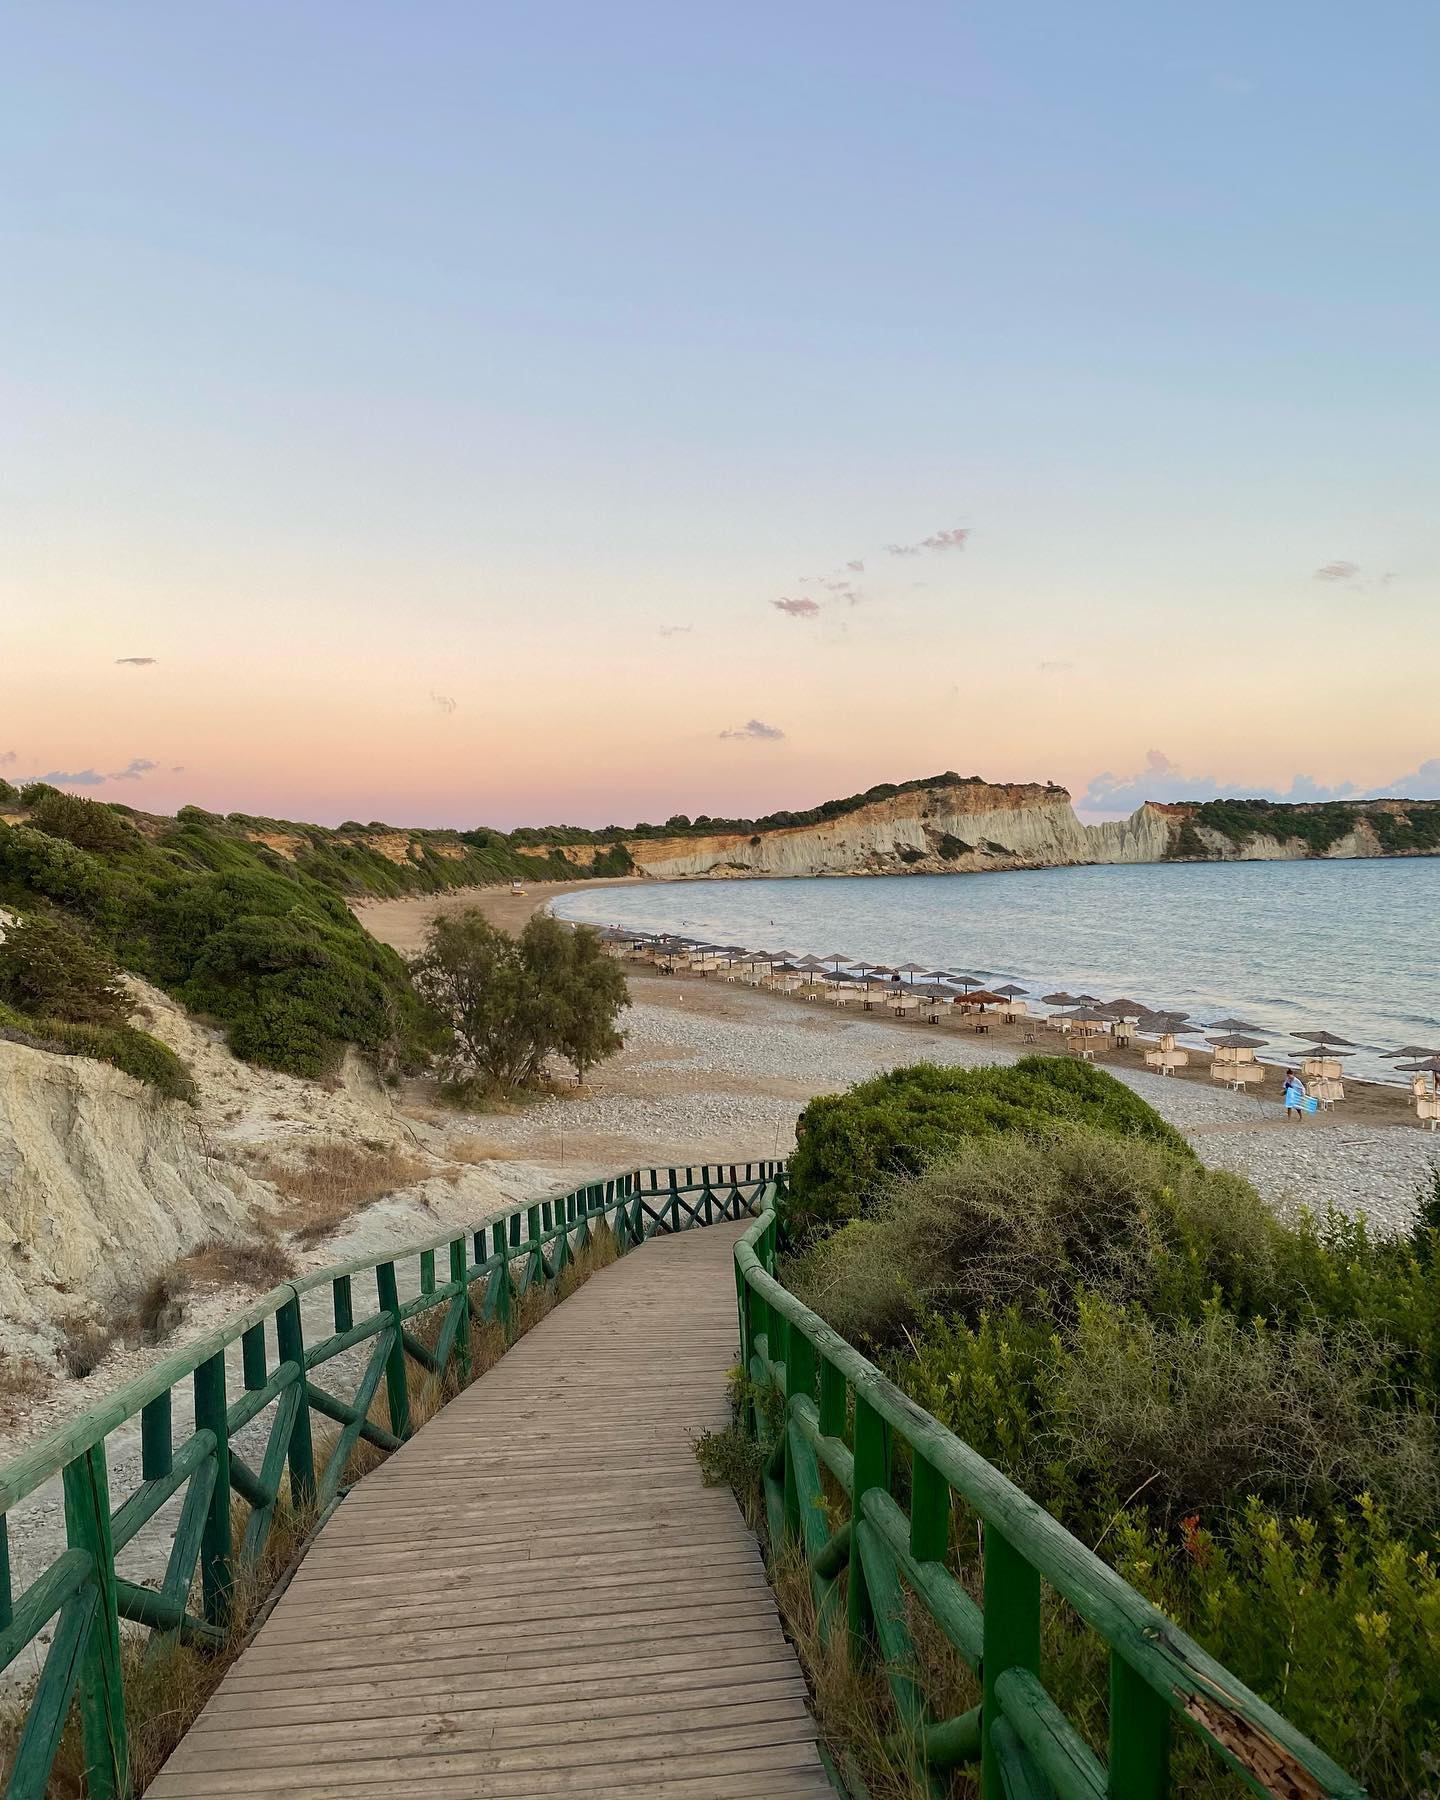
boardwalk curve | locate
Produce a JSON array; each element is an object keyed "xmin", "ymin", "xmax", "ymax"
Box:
[{"xmin": 148, "ymin": 1221, "xmax": 831, "ymax": 1799}]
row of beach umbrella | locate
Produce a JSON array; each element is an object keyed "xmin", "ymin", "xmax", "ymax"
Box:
[{"xmin": 594, "ymin": 926, "xmax": 1434, "ymax": 1081}]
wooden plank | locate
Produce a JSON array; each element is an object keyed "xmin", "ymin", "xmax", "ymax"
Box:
[{"xmin": 151, "ymin": 1223, "xmax": 829, "ymax": 1798}]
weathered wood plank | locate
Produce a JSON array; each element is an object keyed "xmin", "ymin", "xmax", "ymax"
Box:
[{"xmin": 151, "ymin": 1223, "xmax": 829, "ymax": 1797}]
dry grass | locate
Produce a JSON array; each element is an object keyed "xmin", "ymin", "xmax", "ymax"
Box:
[
  {"xmin": 446, "ymin": 1135, "xmax": 523, "ymax": 1164},
  {"xmin": 53, "ymin": 1234, "xmax": 298, "ymax": 1382},
  {"xmin": 0, "ymin": 1355, "xmax": 46, "ymax": 1427},
  {"xmin": 699, "ymin": 1413, "xmax": 979, "ymax": 1799},
  {"xmin": 256, "ymin": 1142, "xmax": 430, "ymax": 1244},
  {"xmin": 1, "ymin": 1216, "xmax": 623, "ymax": 1796}
]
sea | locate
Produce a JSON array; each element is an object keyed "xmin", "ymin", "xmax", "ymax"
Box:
[{"xmin": 552, "ymin": 858, "xmax": 1440, "ymax": 1085}]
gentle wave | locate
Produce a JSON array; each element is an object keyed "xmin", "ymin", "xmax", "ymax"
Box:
[{"xmin": 554, "ymin": 859, "xmax": 1440, "ymax": 1084}]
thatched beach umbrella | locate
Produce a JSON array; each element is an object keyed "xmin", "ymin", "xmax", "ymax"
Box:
[
  {"xmin": 1207, "ymin": 1016, "xmax": 1264, "ymax": 1033},
  {"xmin": 1292, "ymin": 1030, "xmax": 1357, "ymax": 1051},
  {"xmin": 818, "ymin": 951, "xmax": 853, "ymax": 971},
  {"xmin": 1041, "ymin": 991, "xmax": 1076, "ymax": 1006},
  {"xmin": 894, "ymin": 962, "xmax": 930, "ymax": 985},
  {"xmin": 1397, "ymin": 1054, "xmax": 1440, "ymax": 1081},
  {"xmin": 1208, "ymin": 1033, "xmax": 1268, "ymax": 1051},
  {"xmin": 993, "ymin": 983, "xmax": 1029, "ymax": 1000},
  {"xmin": 1386, "ymin": 1045, "xmax": 1440, "ymax": 1060}
]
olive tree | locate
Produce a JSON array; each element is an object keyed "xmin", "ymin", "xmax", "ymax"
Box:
[{"xmin": 411, "ymin": 909, "xmax": 627, "ymax": 1092}]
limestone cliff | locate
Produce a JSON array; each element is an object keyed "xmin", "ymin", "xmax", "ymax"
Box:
[{"xmin": 611, "ymin": 782, "xmax": 1440, "ymax": 880}]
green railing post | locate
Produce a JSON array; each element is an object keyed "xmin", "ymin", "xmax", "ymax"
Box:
[
  {"xmin": 783, "ymin": 1321, "xmax": 815, "ymax": 1543},
  {"xmin": 140, "ymin": 1390, "xmax": 172, "ymax": 1480},
  {"xmin": 493, "ymin": 1226, "xmax": 513, "ymax": 1335},
  {"xmin": 276, "ymin": 1294, "xmax": 316, "ymax": 1507},
  {"xmin": 450, "ymin": 1236, "xmax": 472, "ymax": 1384},
  {"xmin": 981, "ymin": 1526, "xmax": 1041, "ymax": 1800},
  {"xmin": 1109, "ymin": 1653, "xmax": 1171, "ymax": 1799},
  {"xmin": 527, "ymin": 1205, "xmax": 543, "ymax": 1287},
  {"xmin": 375, "ymin": 1261, "xmax": 411, "ymax": 1441},
  {"xmin": 910, "ymin": 1452, "xmax": 949, "ymax": 1565},
  {"xmin": 193, "ymin": 1351, "xmax": 232, "ymax": 1627},
  {"xmin": 847, "ymin": 1393, "xmax": 889, "ymax": 1661},
  {"xmin": 61, "ymin": 1445, "xmax": 129, "ymax": 1799}
]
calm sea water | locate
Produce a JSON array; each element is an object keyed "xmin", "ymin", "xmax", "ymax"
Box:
[{"xmin": 554, "ymin": 859, "xmax": 1440, "ymax": 1084}]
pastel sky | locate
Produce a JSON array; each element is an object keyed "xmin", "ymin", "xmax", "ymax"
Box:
[{"xmin": 3, "ymin": 2, "xmax": 1436, "ymax": 828}]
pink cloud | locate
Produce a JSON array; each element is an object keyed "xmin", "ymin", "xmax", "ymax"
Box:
[{"xmin": 772, "ymin": 597, "xmax": 821, "ymax": 619}]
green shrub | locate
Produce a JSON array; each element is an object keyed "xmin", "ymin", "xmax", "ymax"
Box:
[
  {"xmin": 28, "ymin": 791, "xmax": 135, "ymax": 854},
  {"xmin": 0, "ymin": 913, "xmax": 129, "ymax": 1025},
  {"xmin": 0, "ymin": 778, "xmax": 17, "ymax": 807},
  {"xmin": 787, "ymin": 1128, "xmax": 1273, "ymax": 1349},
  {"xmin": 786, "ymin": 1056, "xmax": 1193, "ymax": 1230},
  {"xmin": 788, "ymin": 1114, "xmax": 1440, "ymax": 1794},
  {"xmin": 0, "ymin": 823, "xmax": 111, "ymax": 914},
  {"xmin": 0, "ymin": 1003, "xmax": 193, "ymax": 1101}
]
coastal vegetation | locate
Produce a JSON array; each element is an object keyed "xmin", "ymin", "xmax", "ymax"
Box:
[
  {"xmin": 508, "ymin": 771, "xmax": 1060, "ymax": 843},
  {"xmin": 0, "ymin": 799, "xmax": 435, "ymax": 1079},
  {"xmin": 785, "ymin": 1057, "xmax": 1191, "ymax": 1231},
  {"xmin": 413, "ymin": 908, "xmax": 628, "ymax": 1096},
  {"xmin": 769, "ymin": 1062, "xmax": 1440, "ymax": 1795},
  {"xmin": 1187, "ymin": 796, "xmax": 1361, "ymax": 855},
  {"xmin": 0, "ymin": 911, "xmax": 194, "ymax": 1099}
]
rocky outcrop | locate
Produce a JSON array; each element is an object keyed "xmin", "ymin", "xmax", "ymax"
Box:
[
  {"xmin": 615, "ymin": 782, "xmax": 1440, "ymax": 880},
  {"xmin": 621, "ymin": 783, "xmax": 1172, "ymax": 879},
  {"xmin": 0, "ymin": 1039, "xmax": 268, "ymax": 1359}
]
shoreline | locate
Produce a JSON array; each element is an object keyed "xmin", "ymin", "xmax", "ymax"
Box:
[{"xmin": 357, "ymin": 885, "xmax": 1429, "ymax": 1130}]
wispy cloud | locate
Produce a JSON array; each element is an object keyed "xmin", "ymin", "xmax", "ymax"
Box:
[
  {"xmin": 887, "ymin": 526, "xmax": 970, "ymax": 557},
  {"xmin": 1314, "ymin": 560, "xmax": 1360, "ymax": 582},
  {"xmin": 719, "ymin": 718, "xmax": 785, "ymax": 741},
  {"xmin": 19, "ymin": 757, "xmax": 159, "ymax": 788},
  {"xmin": 772, "ymin": 596, "xmax": 821, "ymax": 619},
  {"xmin": 846, "ymin": 559, "xmax": 865, "ymax": 573},
  {"xmin": 1037, "ymin": 659, "xmax": 1075, "ymax": 674},
  {"xmin": 429, "ymin": 691, "xmax": 458, "ymax": 715},
  {"xmin": 115, "ymin": 655, "xmax": 158, "ymax": 666},
  {"xmin": 0, "ymin": 751, "xmax": 15, "ymax": 767},
  {"xmin": 658, "ymin": 624, "xmax": 693, "ymax": 638}
]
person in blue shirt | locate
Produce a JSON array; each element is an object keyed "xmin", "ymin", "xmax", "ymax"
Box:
[{"xmin": 1282, "ymin": 1069, "xmax": 1306, "ymax": 1120}]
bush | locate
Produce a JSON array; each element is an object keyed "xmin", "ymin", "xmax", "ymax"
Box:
[
  {"xmin": 786, "ymin": 1056, "xmax": 1193, "ymax": 1230},
  {"xmin": 787, "ymin": 1129, "xmax": 1274, "ymax": 1350},
  {"xmin": 788, "ymin": 1115, "xmax": 1440, "ymax": 1794},
  {"xmin": 28, "ymin": 791, "xmax": 135, "ymax": 854},
  {"xmin": 0, "ymin": 913, "xmax": 129, "ymax": 1025},
  {"xmin": 0, "ymin": 1003, "xmax": 193, "ymax": 1101},
  {"xmin": 0, "ymin": 778, "xmax": 17, "ymax": 807},
  {"xmin": 0, "ymin": 823, "xmax": 110, "ymax": 914},
  {"xmin": 413, "ymin": 910, "xmax": 628, "ymax": 1092}
]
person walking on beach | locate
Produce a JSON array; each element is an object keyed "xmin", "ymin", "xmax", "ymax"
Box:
[{"xmin": 1283, "ymin": 1068, "xmax": 1306, "ymax": 1121}]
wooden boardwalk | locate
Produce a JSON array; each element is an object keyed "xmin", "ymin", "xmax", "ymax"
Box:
[{"xmin": 149, "ymin": 1221, "xmax": 833, "ymax": 1799}]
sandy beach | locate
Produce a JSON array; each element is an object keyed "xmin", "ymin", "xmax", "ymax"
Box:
[{"xmin": 362, "ymin": 884, "xmax": 1440, "ymax": 1238}]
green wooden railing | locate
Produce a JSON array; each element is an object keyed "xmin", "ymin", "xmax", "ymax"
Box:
[
  {"xmin": 735, "ymin": 1197, "xmax": 1367, "ymax": 1800},
  {"xmin": 0, "ymin": 1160, "xmax": 782, "ymax": 1800}
]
